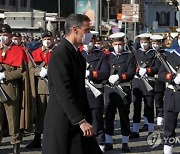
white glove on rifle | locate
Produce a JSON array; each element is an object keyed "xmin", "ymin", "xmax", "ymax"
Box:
[
  {"xmin": 86, "ymin": 70, "xmax": 90, "ymax": 78},
  {"xmin": 139, "ymin": 68, "xmax": 147, "ymax": 77},
  {"xmin": 86, "ymin": 62, "xmax": 90, "ymax": 69},
  {"xmin": 108, "ymin": 74, "xmax": 119, "ymax": 84},
  {"xmin": 0, "ymin": 72, "xmax": 5, "ymax": 80},
  {"xmin": 174, "ymin": 74, "xmax": 180, "ymax": 85},
  {"xmin": 39, "ymin": 67, "xmax": 47, "ymax": 78}
]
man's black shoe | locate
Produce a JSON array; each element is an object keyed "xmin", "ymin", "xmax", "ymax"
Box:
[
  {"xmin": 129, "ymin": 132, "xmax": 140, "ymax": 139},
  {"xmin": 105, "ymin": 143, "xmax": 113, "ymax": 151},
  {"xmin": 26, "ymin": 140, "xmax": 41, "ymax": 149},
  {"xmin": 139, "ymin": 124, "xmax": 148, "ymax": 132},
  {"xmin": 122, "ymin": 143, "xmax": 131, "ymax": 153}
]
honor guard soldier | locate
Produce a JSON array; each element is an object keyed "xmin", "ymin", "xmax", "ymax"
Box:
[
  {"xmin": 12, "ymin": 32, "xmax": 22, "ymax": 46},
  {"xmin": 0, "ymin": 24, "xmax": 31, "ymax": 154},
  {"xmin": 26, "ymin": 31, "xmax": 55, "ymax": 149},
  {"xmin": 158, "ymin": 48, "xmax": 180, "ymax": 154},
  {"xmin": 81, "ymin": 33, "xmax": 110, "ymax": 152},
  {"xmin": 150, "ymin": 35, "xmax": 166, "ymax": 127},
  {"xmin": 130, "ymin": 33, "xmax": 161, "ymax": 139},
  {"xmin": 104, "ymin": 32, "xmax": 136, "ymax": 152}
]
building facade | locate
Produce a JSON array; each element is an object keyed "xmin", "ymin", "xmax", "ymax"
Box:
[
  {"xmin": 143, "ymin": 0, "xmax": 177, "ymax": 31},
  {"xmin": 0, "ymin": 0, "xmax": 31, "ymax": 12}
]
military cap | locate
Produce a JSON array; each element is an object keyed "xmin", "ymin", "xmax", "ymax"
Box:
[
  {"xmin": 150, "ymin": 35, "xmax": 163, "ymax": 42},
  {"xmin": 109, "ymin": 32, "xmax": 125, "ymax": 42},
  {"xmin": 0, "ymin": 24, "xmax": 12, "ymax": 33},
  {"xmin": 138, "ymin": 33, "xmax": 152, "ymax": 39},
  {"xmin": 42, "ymin": 31, "xmax": 53, "ymax": 38},
  {"xmin": 176, "ymin": 28, "xmax": 180, "ymax": 33},
  {"xmin": 12, "ymin": 32, "xmax": 22, "ymax": 37},
  {"xmin": 90, "ymin": 31, "xmax": 99, "ymax": 35}
]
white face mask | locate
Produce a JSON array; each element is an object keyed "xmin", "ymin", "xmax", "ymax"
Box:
[
  {"xmin": 95, "ymin": 44, "xmax": 101, "ymax": 49},
  {"xmin": 82, "ymin": 32, "xmax": 93, "ymax": 45},
  {"xmin": 42, "ymin": 40, "xmax": 52, "ymax": 48},
  {"xmin": 178, "ymin": 40, "xmax": 180, "ymax": 47},
  {"xmin": 84, "ymin": 42, "xmax": 94, "ymax": 51},
  {"xmin": 0, "ymin": 36, "xmax": 9, "ymax": 44},
  {"xmin": 140, "ymin": 42, "xmax": 149, "ymax": 50},
  {"xmin": 114, "ymin": 45, "xmax": 123, "ymax": 54},
  {"xmin": 12, "ymin": 39, "xmax": 18, "ymax": 45},
  {"xmin": 152, "ymin": 44, "xmax": 160, "ymax": 51}
]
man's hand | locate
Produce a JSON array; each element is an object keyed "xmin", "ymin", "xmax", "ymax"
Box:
[
  {"xmin": 39, "ymin": 67, "xmax": 47, "ymax": 78},
  {"xmin": 139, "ymin": 68, "xmax": 147, "ymax": 77},
  {"xmin": 174, "ymin": 74, "xmax": 180, "ymax": 85},
  {"xmin": 108, "ymin": 74, "xmax": 119, "ymax": 84},
  {"xmin": 79, "ymin": 121, "xmax": 94, "ymax": 137},
  {"xmin": 86, "ymin": 70, "xmax": 90, "ymax": 78}
]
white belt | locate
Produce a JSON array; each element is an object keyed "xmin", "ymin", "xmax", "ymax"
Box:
[
  {"xmin": 120, "ymin": 82, "xmax": 131, "ymax": 87},
  {"xmin": 134, "ymin": 75, "xmax": 154, "ymax": 81},
  {"xmin": 106, "ymin": 82, "xmax": 131, "ymax": 87}
]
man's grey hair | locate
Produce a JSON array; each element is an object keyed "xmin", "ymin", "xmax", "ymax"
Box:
[{"xmin": 64, "ymin": 14, "xmax": 90, "ymax": 35}]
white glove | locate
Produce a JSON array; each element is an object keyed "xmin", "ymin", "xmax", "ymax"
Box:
[
  {"xmin": 86, "ymin": 70, "xmax": 90, "ymax": 78},
  {"xmin": 0, "ymin": 72, "xmax": 5, "ymax": 80},
  {"xmin": 139, "ymin": 68, "xmax": 147, "ymax": 77},
  {"xmin": 174, "ymin": 74, "xmax": 180, "ymax": 85},
  {"xmin": 108, "ymin": 74, "xmax": 119, "ymax": 84},
  {"xmin": 39, "ymin": 67, "xmax": 47, "ymax": 78},
  {"xmin": 86, "ymin": 62, "xmax": 90, "ymax": 69}
]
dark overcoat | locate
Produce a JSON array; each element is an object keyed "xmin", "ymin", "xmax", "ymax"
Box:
[
  {"xmin": 132, "ymin": 48, "xmax": 160, "ymax": 96},
  {"xmin": 81, "ymin": 48, "xmax": 110, "ymax": 108},
  {"xmin": 104, "ymin": 51, "xmax": 136, "ymax": 105},
  {"xmin": 42, "ymin": 39, "xmax": 102, "ymax": 154},
  {"xmin": 158, "ymin": 52, "xmax": 180, "ymax": 112}
]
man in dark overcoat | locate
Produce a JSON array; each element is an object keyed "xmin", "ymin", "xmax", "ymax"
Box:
[{"xmin": 42, "ymin": 14, "xmax": 103, "ymax": 154}]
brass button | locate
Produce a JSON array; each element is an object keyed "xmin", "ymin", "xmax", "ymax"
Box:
[{"xmin": 112, "ymin": 65, "xmax": 115, "ymax": 69}]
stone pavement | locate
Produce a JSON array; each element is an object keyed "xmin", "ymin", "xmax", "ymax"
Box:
[{"xmin": 0, "ymin": 104, "xmax": 180, "ymax": 154}]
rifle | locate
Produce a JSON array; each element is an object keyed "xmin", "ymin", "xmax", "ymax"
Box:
[
  {"xmin": 85, "ymin": 62, "xmax": 102, "ymax": 98},
  {"xmin": 0, "ymin": 65, "xmax": 8, "ymax": 102},
  {"xmin": 155, "ymin": 50, "xmax": 180, "ymax": 91},
  {"xmin": 108, "ymin": 69, "xmax": 127, "ymax": 99},
  {"xmin": 136, "ymin": 63, "xmax": 154, "ymax": 92},
  {"xmin": 24, "ymin": 47, "xmax": 48, "ymax": 85},
  {"xmin": 85, "ymin": 79, "xmax": 102, "ymax": 98},
  {"xmin": 130, "ymin": 46, "xmax": 153, "ymax": 92}
]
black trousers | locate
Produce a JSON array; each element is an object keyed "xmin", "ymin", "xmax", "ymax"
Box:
[
  {"xmin": 164, "ymin": 110, "xmax": 179, "ymax": 146},
  {"xmin": 154, "ymin": 92, "xmax": 164, "ymax": 117},
  {"xmin": 133, "ymin": 94, "xmax": 154, "ymax": 123},
  {"xmin": 86, "ymin": 88, "xmax": 105, "ymax": 145},
  {"xmin": 91, "ymin": 107, "xmax": 105, "ymax": 145},
  {"xmin": 105, "ymin": 96, "xmax": 130, "ymax": 136}
]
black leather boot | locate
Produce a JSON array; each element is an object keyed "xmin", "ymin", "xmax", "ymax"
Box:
[
  {"xmin": 122, "ymin": 143, "xmax": 131, "ymax": 152},
  {"xmin": 26, "ymin": 133, "xmax": 41, "ymax": 149},
  {"xmin": 13, "ymin": 143, "xmax": 20, "ymax": 154}
]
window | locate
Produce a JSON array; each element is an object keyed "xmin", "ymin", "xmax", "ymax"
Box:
[
  {"xmin": 156, "ymin": 11, "xmax": 170, "ymax": 26},
  {"xmin": 10, "ymin": 0, "xmax": 16, "ymax": 6},
  {"xmin": 21, "ymin": 0, "xmax": 27, "ymax": 7},
  {"xmin": 0, "ymin": 0, "xmax": 5, "ymax": 5}
]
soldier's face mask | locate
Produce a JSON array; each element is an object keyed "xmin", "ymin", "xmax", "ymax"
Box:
[
  {"xmin": 12, "ymin": 39, "xmax": 18, "ymax": 45},
  {"xmin": 43, "ymin": 39, "xmax": 52, "ymax": 48},
  {"xmin": 95, "ymin": 42, "xmax": 102, "ymax": 49},
  {"xmin": 140, "ymin": 42, "xmax": 149, "ymax": 51},
  {"xmin": 114, "ymin": 45, "xmax": 123, "ymax": 54},
  {"xmin": 0, "ymin": 35, "xmax": 9, "ymax": 44},
  {"xmin": 84, "ymin": 42, "xmax": 94, "ymax": 51},
  {"xmin": 152, "ymin": 42, "xmax": 160, "ymax": 51}
]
